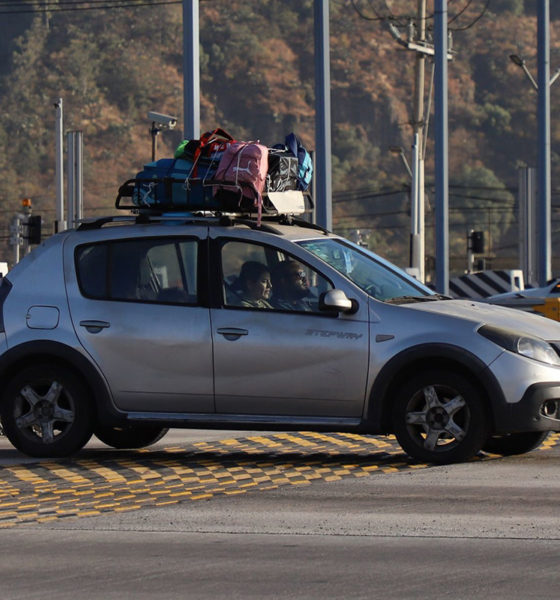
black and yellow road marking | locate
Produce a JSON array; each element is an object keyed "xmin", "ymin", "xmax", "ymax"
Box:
[{"xmin": 0, "ymin": 431, "xmax": 558, "ymax": 528}]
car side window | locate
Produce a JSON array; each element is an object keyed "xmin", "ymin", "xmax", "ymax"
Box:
[
  {"xmin": 76, "ymin": 238, "xmax": 198, "ymax": 304},
  {"xmin": 220, "ymin": 240, "xmax": 333, "ymax": 313}
]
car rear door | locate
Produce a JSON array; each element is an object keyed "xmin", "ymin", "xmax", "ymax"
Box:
[{"xmin": 64, "ymin": 226, "xmax": 214, "ymax": 414}]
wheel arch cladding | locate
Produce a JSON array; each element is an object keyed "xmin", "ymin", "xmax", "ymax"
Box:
[
  {"xmin": 0, "ymin": 341, "xmax": 116, "ymax": 424},
  {"xmin": 367, "ymin": 343, "xmax": 504, "ymax": 433}
]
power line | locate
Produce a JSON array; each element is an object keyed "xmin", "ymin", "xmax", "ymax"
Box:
[
  {"xmin": 0, "ymin": 0, "xmax": 140, "ymax": 4},
  {"xmin": 334, "ymin": 188, "xmax": 407, "ymax": 202},
  {"xmin": 449, "ymin": 0, "xmax": 490, "ymax": 31},
  {"xmin": 349, "ymin": 0, "xmax": 385, "ymax": 22},
  {"xmin": 349, "ymin": 0, "xmax": 490, "ymax": 32},
  {"xmin": 0, "ymin": 0, "xmax": 180, "ymax": 14}
]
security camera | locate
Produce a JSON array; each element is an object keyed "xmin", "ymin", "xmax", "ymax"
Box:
[{"xmin": 147, "ymin": 111, "xmax": 177, "ymax": 129}]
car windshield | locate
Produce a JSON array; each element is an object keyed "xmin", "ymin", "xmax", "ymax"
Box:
[{"xmin": 298, "ymin": 238, "xmax": 437, "ymax": 302}]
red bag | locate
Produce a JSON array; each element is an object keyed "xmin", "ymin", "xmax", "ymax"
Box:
[
  {"xmin": 196, "ymin": 128, "xmax": 235, "ymax": 158},
  {"xmin": 186, "ymin": 128, "xmax": 236, "ymax": 176},
  {"xmin": 213, "ymin": 142, "xmax": 269, "ymax": 224}
]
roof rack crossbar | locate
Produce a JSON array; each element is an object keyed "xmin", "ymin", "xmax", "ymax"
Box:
[
  {"xmin": 77, "ymin": 216, "xmax": 137, "ymax": 230},
  {"xmin": 231, "ymin": 217, "xmax": 283, "ymax": 235},
  {"xmin": 279, "ymin": 216, "xmax": 329, "ymax": 235}
]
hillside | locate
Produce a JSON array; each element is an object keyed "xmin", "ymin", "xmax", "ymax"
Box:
[{"xmin": 0, "ymin": 0, "xmax": 559, "ymax": 277}]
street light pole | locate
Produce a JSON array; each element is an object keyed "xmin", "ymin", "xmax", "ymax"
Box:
[
  {"xmin": 314, "ymin": 0, "xmax": 333, "ymax": 231},
  {"xmin": 389, "ymin": 145, "xmax": 412, "ymax": 178},
  {"xmin": 537, "ymin": 0, "xmax": 551, "ymax": 286},
  {"xmin": 509, "ymin": 54, "xmax": 538, "ymax": 90},
  {"xmin": 183, "ymin": 0, "xmax": 200, "ymax": 140},
  {"xmin": 509, "ymin": 2, "xmax": 553, "ymax": 287},
  {"xmin": 434, "ymin": 0, "xmax": 449, "ymax": 295}
]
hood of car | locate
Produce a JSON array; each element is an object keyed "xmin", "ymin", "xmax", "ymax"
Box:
[
  {"xmin": 402, "ymin": 298, "xmax": 560, "ymax": 341},
  {"xmin": 488, "ymin": 279, "xmax": 560, "ymax": 300}
]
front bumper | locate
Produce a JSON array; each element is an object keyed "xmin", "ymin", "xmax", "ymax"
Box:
[
  {"xmin": 488, "ymin": 349, "xmax": 560, "ymax": 433},
  {"xmin": 493, "ymin": 382, "xmax": 560, "ymax": 433}
]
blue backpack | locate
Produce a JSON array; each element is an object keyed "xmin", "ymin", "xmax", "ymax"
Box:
[{"xmin": 282, "ymin": 133, "xmax": 313, "ymax": 192}]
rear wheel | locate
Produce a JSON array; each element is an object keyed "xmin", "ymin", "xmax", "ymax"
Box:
[
  {"xmin": 94, "ymin": 425, "xmax": 169, "ymax": 449},
  {"xmin": 392, "ymin": 370, "xmax": 489, "ymax": 464},
  {"xmin": 483, "ymin": 431, "xmax": 549, "ymax": 456},
  {"xmin": 0, "ymin": 364, "xmax": 93, "ymax": 458}
]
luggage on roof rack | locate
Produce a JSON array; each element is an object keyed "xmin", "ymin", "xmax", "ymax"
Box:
[
  {"xmin": 126, "ymin": 156, "xmax": 220, "ymax": 210},
  {"xmin": 116, "ymin": 178, "xmax": 309, "ymax": 217},
  {"xmin": 115, "ymin": 130, "xmax": 313, "ymax": 218}
]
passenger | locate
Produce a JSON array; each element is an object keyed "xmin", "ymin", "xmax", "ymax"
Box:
[
  {"xmin": 271, "ymin": 260, "xmax": 313, "ymax": 311},
  {"xmin": 236, "ymin": 261, "xmax": 273, "ymax": 309}
]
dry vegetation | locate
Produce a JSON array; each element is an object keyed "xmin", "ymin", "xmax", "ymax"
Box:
[{"xmin": 0, "ymin": 0, "xmax": 558, "ymax": 276}]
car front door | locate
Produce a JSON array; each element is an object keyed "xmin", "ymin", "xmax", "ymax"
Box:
[
  {"xmin": 65, "ymin": 228, "xmax": 214, "ymax": 414},
  {"xmin": 210, "ymin": 237, "xmax": 370, "ymax": 418}
]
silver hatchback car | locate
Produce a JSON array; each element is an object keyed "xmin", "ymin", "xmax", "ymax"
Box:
[{"xmin": 1, "ymin": 212, "xmax": 560, "ymax": 464}]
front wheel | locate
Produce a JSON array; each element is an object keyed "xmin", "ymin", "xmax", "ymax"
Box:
[
  {"xmin": 0, "ymin": 364, "xmax": 94, "ymax": 458},
  {"xmin": 94, "ymin": 425, "xmax": 169, "ymax": 449},
  {"xmin": 392, "ymin": 370, "xmax": 489, "ymax": 464},
  {"xmin": 483, "ymin": 431, "xmax": 549, "ymax": 456}
]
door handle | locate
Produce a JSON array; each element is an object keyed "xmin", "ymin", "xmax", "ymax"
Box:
[
  {"xmin": 217, "ymin": 327, "xmax": 249, "ymax": 341},
  {"xmin": 79, "ymin": 320, "xmax": 110, "ymax": 334}
]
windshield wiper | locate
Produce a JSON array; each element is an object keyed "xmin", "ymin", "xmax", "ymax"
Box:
[{"xmin": 384, "ymin": 294, "xmax": 450, "ymax": 305}]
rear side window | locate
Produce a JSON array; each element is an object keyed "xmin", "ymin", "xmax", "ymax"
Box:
[
  {"xmin": 76, "ymin": 244, "xmax": 107, "ymax": 299},
  {"xmin": 75, "ymin": 238, "xmax": 198, "ymax": 304}
]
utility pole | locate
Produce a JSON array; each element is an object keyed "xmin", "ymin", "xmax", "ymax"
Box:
[
  {"xmin": 410, "ymin": 0, "xmax": 427, "ymax": 283},
  {"xmin": 434, "ymin": 0, "xmax": 449, "ymax": 295},
  {"xmin": 387, "ymin": 0, "xmax": 442, "ymax": 283}
]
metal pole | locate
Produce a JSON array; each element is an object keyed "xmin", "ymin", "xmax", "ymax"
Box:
[
  {"xmin": 314, "ymin": 0, "xmax": 332, "ymax": 230},
  {"xmin": 467, "ymin": 230, "xmax": 474, "ymax": 273},
  {"xmin": 151, "ymin": 123, "xmax": 158, "ymax": 161},
  {"xmin": 67, "ymin": 132, "xmax": 75, "ymax": 228},
  {"xmin": 11, "ymin": 215, "xmax": 21, "ymax": 265},
  {"xmin": 537, "ymin": 0, "xmax": 551, "ymax": 285},
  {"xmin": 22, "ymin": 202, "xmax": 31, "ymax": 256},
  {"xmin": 183, "ymin": 0, "xmax": 200, "ymax": 140},
  {"xmin": 76, "ymin": 131, "xmax": 83, "ymax": 222},
  {"xmin": 67, "ymin": 131, "xmax": 84, "ymax": 228},
  {"xmin": 411, "ymin": 0, "xmax": 427, "ymax": 281},
  {"xmin": 54, "ymin": 98, "xmax": 64, "ymax": 232},
  {"xmin": 418, "ymin": 154, "xmax": 425, "ymax": 281},
  {"xmin": 518, "ymin": 166, "xmax": 537, "ymax": 286},
  {"xmin": 434, "ymin": 0, "xmax": 449, "ymax": 295},
  {"xmin": 410, "ymin": 133, "xmax": 421, "ymax": 276}
]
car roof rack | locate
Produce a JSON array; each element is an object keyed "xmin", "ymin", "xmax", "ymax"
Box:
[
  {"xmin": 75, "ymin": 212, "xmax": 329, "ymax": 236},
  {"xmin": 76, "ymin": 214, "xmax": 215, "ymax": 231}
]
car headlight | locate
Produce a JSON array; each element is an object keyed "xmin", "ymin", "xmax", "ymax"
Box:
[{"xmin": 478, "ymin": 324, "xmax": 560, "ymax": 366}]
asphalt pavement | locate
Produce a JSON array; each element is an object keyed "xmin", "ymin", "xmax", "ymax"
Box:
[{"xmin": 1, "ymin": 430, "xmax": 560, "ymax": 599}]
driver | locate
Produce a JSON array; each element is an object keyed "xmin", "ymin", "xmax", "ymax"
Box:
[{"xmin": 271, "ymin": 260, "xmax": 313, "ymax": 311}]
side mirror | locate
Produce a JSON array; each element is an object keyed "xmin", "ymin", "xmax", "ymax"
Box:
[{"xmin": 319, "ymin": 289, "xmax": 358, "ymax": 314}]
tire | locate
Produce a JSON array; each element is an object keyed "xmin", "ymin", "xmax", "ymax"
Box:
[
  {"xmin": 0, "ymin": 364, "xmax": 94, "ymax": 458},
  {"xmin": 391, "ymin": 370, "xmax": 489, "ymax": 464},
  {"xmin": 94, "ymin": 425, "xmax": 169, "ymax": 449},
  {"xmin": 483, "ymin": 431, "xmax": 549, "ymax": 456}
]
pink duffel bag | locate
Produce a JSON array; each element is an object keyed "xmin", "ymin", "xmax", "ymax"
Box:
[{"xmin": 213, "ymin": 142, "xmax": 269, "ymax": 223}]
